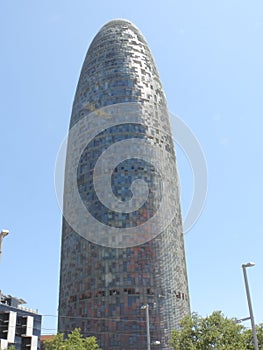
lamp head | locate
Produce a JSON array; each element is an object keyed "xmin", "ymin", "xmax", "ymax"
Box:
[
  {"xmin": 0, "ymin": 229, "xmax": 9, "ymax": 238},
  {"xmin": 242, "ymin": 262, "xmax": 255, "ymax": 268}
]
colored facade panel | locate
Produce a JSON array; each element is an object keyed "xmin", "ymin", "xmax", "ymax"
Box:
[{"xmin": 58, "ymin": 19, "xmax": 190, "ymax": 349}]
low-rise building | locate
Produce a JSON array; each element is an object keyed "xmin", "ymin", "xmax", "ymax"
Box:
[
  {"xmin": 0, "ymin": 291, "xmax": 41, "ymax": 350},
  {"xmin": 40, "ymin": 335, "xmax": 55, "ymax": 350}
]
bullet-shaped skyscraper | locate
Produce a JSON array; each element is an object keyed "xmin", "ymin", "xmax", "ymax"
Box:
[{"xmin": 58, "ymin": 19, "xmax": 190, "ymax": 349}]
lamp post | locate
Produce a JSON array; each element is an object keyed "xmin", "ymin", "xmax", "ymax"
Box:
[
  {"xmin": 0, "ymin": 229, "xmax": 9, "ymax": 255},
  {"xmin": 242, "ymin": 262, "xmax": 259, "ymax": 350},
  {"xmin": 141, "ymin": 304, "xmax": 151, "ymax": 350}
]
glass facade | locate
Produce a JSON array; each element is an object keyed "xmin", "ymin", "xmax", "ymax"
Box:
[
  {"xmin": 58, "ymin": 19, "xmax": 190, "ymax": 349},
  {"xmin": 0, "ymin": 294, "xmax": 41, "ymax": 350}
]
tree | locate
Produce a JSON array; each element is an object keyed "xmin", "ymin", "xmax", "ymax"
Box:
[
  {"xmin": 43, "ymin": 333, "xmax": 64, "ymax": 350},
  {"xmin": 170, "ymin": 311, "xmax": 247, "ymax": 350},
  {"xmin": 242, "ymin": 323, "xmax": 263, "ymax": 350},
  {"xmin": 43, "ymin": 328, "xmax": 101, "ymax": 350}
]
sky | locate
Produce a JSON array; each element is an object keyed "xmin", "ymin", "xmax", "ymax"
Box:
[{"xmin": 1, "ymin": 0, "xmax": 262, "ymax": 335}]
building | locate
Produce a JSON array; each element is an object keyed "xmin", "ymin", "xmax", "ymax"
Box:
[
  {"xmin": 0, "ymin": 291, "xmax": 41, "ymax": 350},
  {"xmin": 58, "ymin": 19, "xmax": 190, "ymax": 349},
  {"xmin": 40, "ymin": 335, "xmax": 54, "ymax": 350}
]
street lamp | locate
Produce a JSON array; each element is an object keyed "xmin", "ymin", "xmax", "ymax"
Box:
[
  {"xmin": 242, "ymin": 262, "xmax": 259, "ymax": 350},
  {"xmin": 141, "ymin": 304, "xmax": 161, "ymax": 349},
  {"xmin": 0, "ymin": 229, "xmax": 9, "ymax": 255},
  {"xmin": 152, "ymin": 341, "xmax": 161, "ymax": 345},
  {"xmin": 141, "ymin": 304, "xmax": 151, "ymax": 350}
]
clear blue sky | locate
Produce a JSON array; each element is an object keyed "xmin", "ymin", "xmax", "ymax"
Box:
[{"xmin": 1, "ymin": 0, "xmax": 262, "ymax": 335}]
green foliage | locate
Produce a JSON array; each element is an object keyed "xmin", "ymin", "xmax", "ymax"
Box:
[
  {"xmin": 242, "ymin": 323, "xmax": 263, "ymax": 350},
  {"xmin": 43, "ymin": 328, "xmax": 101, "ymax": 350},
  {"xmin": 44, "ymin": 333, "xmax": 64, "ymax": 350},
  {"xmin": 170, "ymin": 311, "xmax": 247, "ymax": 350}
]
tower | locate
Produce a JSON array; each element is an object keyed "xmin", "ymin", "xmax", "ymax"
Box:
[{"xmin": 58, "ymin": 19, "xmax": 190, "ymax": 349}]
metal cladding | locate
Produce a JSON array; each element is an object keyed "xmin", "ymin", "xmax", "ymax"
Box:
[{"xmin": 58, "ymin": 19, "xmax": 190, "ymax": 349}]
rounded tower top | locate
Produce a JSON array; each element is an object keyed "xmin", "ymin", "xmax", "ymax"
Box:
[
  {"xmin": 70, "ymin": 18, "xmax": 167, "ymax": 127},
  {"xmin": 101, "ymin": 18, "xmax": 136, "ymax": 27}
]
